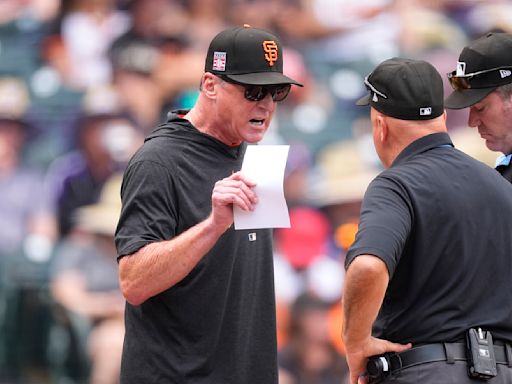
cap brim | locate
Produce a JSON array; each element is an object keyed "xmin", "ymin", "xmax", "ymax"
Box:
[
  {"xmin": 356, "ymin": 93, "xmax": 371, "ymax": 106},
  {"xmin": 444, "ymin": 87, "xmax": 496, "ymax": 109},
  {"xmin": 226, "ymin": 72, "xmax": 303, "ymax": 86}
]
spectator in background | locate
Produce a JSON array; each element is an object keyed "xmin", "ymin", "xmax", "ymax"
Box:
[
  {"xmin": 110, "ymin": 43, "xmax": 167, "ymax": 133},
  {"xmin": 0, "ymin": 76, "xmax": 57, "ymax": 382},
  {"xmin": 274, "ymin": 207, "xmax": 343, "ymax": 304},
  {"xmin": 445, "ymin": 32, "xmax": 512, "ymax": 182},
  {"xmin": 282, "ymin": 143, "xmax": 313, "ymax": 208},
  {"xmin": 274, "ymin": 0, "xmax": 398, "ymax": 63},
  {"xmin": 278, "ymin": 293, "xmax": 349, "ymax": 384},
  {"xmin": 275, "ymin": 207, "xmax": 330, "ymax": 272},
  {"xmin": 24, "ymin": 32, "xmax": 85, "ymax": 167},
  {"xmin": 227, "ymin": 0, "xmax": 283, "ymax": 38},
  {"xmin": 393, "ymin": 0, "xmax": 468, "ymax": 56},
  {"xmin": 184, "ymin": 0, "xmax": 230, "ymax": 52},
  {"xmin": 109, "ymin": 0, "xmax": 204, "ymax": 131},
  {"xmin": 59, "ymin": 0, "xmax": 130, "ymax": 89},
  {"xmin": 273, "ymin": 206, "xmax": 345, "ymax": 354},
  {"xmin": 0, "ymin": 0, "xmax": 60, "ymax": 79},
  {"xmin": 50, "ymin": 173, "xmax": 125, "ymax": 384},
  {"xmin": 0, "ymin": 76, "xmax": 56, "ymax": 264},
  {"xmin": 45, "ymin": 85, "xmax": 142, "ymax": 237}
]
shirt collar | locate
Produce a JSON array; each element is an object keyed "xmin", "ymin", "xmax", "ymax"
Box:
[
  {"xmin": 495, "ymin": 154, "xmax": 512, "ymax": 168},
  {"xmin": 392, "ymin": 132, "xmax": 454, "ymax": 167}
]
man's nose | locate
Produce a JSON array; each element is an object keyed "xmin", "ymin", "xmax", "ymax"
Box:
[{"xmin": 258, "ymin": 92, "xmax": 276, "ymax": 110}]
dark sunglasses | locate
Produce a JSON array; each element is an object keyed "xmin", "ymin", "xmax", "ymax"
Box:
[
  {"xmin": 217, "ymin": 75, "xmax": 291, "ymax": 102},
  {"xmin": 447, "ymin": 66, "xmax": 512, "ymax": 91}
]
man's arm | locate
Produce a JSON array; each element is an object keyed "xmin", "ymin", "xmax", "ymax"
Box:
[
  {"xmin": 342, "ymin": 255, "xmax": 411, "ymax": 384},
  {"xmin": 118, "ymin": 172, "xmax": 257, "ymax": 306}
]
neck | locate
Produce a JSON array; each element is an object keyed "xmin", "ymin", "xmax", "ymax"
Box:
[
  {"xmin": 386, "ymin": 115, "xmax": 448, "ymax": 167},
  {"xmin": 184, "ymin": 100, "xmax": 241, "ymax": 147}
]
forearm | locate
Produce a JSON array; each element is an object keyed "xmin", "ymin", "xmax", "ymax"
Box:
[
  {"xmin": 342, "ymin": 255, "xmax": 389, "ymax": 348},
  {"xmin": 343, "ymin": 255, "xmax": 412, "ymax": 383},
  {"xmin": 119, "ymin": 215, "xmax": 227, "ymax": 305}
]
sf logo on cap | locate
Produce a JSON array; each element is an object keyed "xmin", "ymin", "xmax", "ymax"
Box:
[{"xmin": 262, "ymin": 41, "xmax": 278, "ymax": 66}]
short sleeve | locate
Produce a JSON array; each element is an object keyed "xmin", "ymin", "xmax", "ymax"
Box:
[
  {"xmin": 344, "ymin": 175, "xmax": 413, "ymax": 278},
  {"xmin": 115, "ymin": 160, "xmax": 178, "ymax": 258}
]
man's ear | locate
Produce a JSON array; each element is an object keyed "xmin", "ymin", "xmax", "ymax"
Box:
[
  {"xmin": 201, "ymin": 73, "xmax": 217, "ymax": 98},
  {"xmin": 376, "ymin": 114, "xmax": 388, "ymax": 144}
]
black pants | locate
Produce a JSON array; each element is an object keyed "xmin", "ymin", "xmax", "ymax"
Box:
[{"xmin": 379, "ymin": 361, "xmax": 512, "ymax": 383}]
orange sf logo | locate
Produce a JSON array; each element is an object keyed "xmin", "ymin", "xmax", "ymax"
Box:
[{"xmin": 262, "ymin": 41, "xmax": 278, "ymax": 66}]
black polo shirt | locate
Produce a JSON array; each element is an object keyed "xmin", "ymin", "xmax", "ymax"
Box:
[{"xmin": 345, "ymin": 132, "xmax": 512, "ymax": 345}]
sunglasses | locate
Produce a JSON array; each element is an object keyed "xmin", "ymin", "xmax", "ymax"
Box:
[
  {"xmin": 364, "ymin": 75, "xmax": 387, "ymax": 99},
  {"xmin": 447, "ymin": 66, "xmax": 512, "ymax": 91},
  {"xmin": 217, "ymin": 75, "xmax": 291, "ymax": 102}
]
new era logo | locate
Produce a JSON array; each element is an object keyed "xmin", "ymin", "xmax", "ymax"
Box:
[
  {"xmin": 500, "ymin": 69, "xmax": 511, "ymax": 78},
  {"xmin": 420, "ymin": 107, "xmax": 432, "ymax": 116},
  {"xmin": 212, "ymin": 51, "xmax": 226, "ymax": 71},
  {"xmin": 456, "ymin": 62, "xmax": 466, "ymax": 76}
]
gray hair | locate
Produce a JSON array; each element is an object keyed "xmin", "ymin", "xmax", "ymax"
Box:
[{"xmin": 496, "ymin": 83, "xmax": 512, "ymax": 103}]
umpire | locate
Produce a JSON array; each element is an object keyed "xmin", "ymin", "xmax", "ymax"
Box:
[
  {"xmin": 444, "ymin": 32, "xmax": 512, "ymax": 183},
  {"xmin": 342, "ymin": 57, "xmax": 512, "ymax": 384}
]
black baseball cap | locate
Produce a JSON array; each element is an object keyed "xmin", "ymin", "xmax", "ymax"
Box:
[
  {"xmin": 445, "ymin": 32, "xmax": 512, "ymax": 109},
  {"xmin": 204, "ymin": 25, "xmax": 303, "ymax": 86},
  {"xmin": 356, "ymin": 57, "xmax": 444, "ymax": 121}
]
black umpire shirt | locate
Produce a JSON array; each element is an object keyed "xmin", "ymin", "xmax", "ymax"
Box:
[{"xmin": 345, "ymin": 132, "xmax": 512, "ymax": 345}]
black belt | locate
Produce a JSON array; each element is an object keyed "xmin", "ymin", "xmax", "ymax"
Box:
[{"xmin": 368, "ymin": 342, "xmax": 512, "ymax": 380}]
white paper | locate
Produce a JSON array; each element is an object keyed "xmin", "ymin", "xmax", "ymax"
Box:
[{"xmin": 234, "ymin": 145, "xmax": 290, "ymax": 230}]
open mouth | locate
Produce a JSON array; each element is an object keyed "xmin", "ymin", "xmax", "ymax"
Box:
[{"xmin": 250, "ymin": 118, "xmax": 265, "ymax": 126}]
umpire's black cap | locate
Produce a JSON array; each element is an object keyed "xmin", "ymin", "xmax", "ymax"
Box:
[{"xmin": 356, "ymin": 57, "xmax": 444, "ymax": 121}]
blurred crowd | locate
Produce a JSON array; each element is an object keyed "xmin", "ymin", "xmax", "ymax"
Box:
[{"xmin": 1, "ymin": 0, "xmax": 511, "ymax": 383}]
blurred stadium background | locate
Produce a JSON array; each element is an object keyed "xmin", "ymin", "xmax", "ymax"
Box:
[{"xmin": 0, "ymin": 0, "xmax": 509, "ymax": 383}]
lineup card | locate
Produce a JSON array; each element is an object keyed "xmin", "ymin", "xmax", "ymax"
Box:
[{"xmin": 234, "ymin": 145, "xmax": 290, "ymax": 230}]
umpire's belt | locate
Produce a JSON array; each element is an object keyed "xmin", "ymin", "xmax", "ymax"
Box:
[{"xmin": 373, "ymin": 341, "xmax": 512, "ymax": 375}]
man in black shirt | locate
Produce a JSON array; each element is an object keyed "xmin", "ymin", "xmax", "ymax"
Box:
[
  {"xmin": 342, "ymin": 57, "xmax": 512, "ymax": 384},
  {"xmin": 445, "ymin": 32, "xmax": 512, "ymax": 182},
  {"xmin": 115, "ymin": 25, "xmax": 302, "ymax": 383}
]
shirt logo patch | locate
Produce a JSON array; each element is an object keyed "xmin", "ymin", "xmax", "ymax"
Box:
[
  {"xmin": 248, "ymin": 233, "xmax": 257, "ymax": 241},
  {"xmin": 420, "ymin": 107, "xmax": 432, "ymax": 116},
  {"xmin": 213, "ymin": 51, "xmax": 226, "ymax": 71},
  {"xmin": 262, "ymin": 41, "xmax": 278, "ymax": 67}
]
